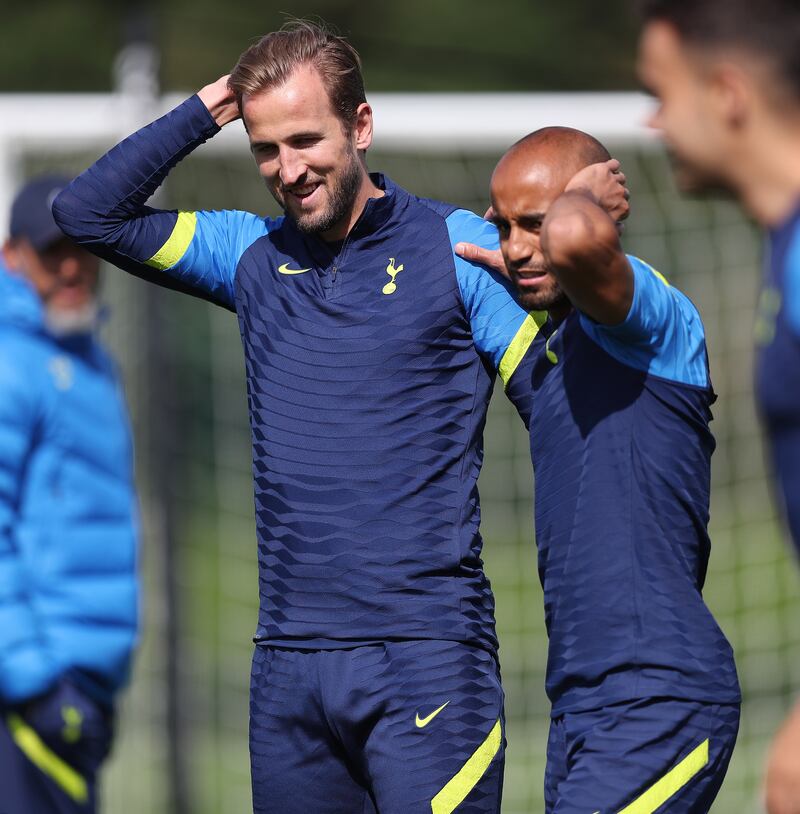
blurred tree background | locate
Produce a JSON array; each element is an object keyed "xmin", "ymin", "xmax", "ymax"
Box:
[
  {"xmin": 6, "ymin": 5, "xmax": 786, "ymax": 814},
  {"xmin": 1, "ymin": 0, "xmax": 640, "ymax": 93}
]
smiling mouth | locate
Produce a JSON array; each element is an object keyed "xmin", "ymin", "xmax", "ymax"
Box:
[{"xmin": 285, "ymin": 182, "xmax": 322, "ymax": 203}]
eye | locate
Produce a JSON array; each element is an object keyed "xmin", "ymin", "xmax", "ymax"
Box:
[
  {"xmin": 251, "ymin": 143, "xmax": 277, "ymax": 159},
  {"xmin": 492, "ymin": 220, "xmax": 510, "ymax": 237}
]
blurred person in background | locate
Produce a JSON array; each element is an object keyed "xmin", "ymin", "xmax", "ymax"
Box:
[
  {"xmin": 637, "ymin": 2, "xmax": 800, "ymax": 811},
  {"xmin": 0, "ymin": 175, "xmax": 139, "ymax": 814},
  {"xmin": 456, "ymin": 127, "xmax": 740, "ymax": 812}
]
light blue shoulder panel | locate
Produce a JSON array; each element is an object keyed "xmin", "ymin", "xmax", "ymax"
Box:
[
  {"xmin": 146, "ymin": 210, "xmax": 279, "ymax": 309},
  {"xmin": 446, "ymin": 209, "xmax": 538, "ymax": 384},
  {"xmin": 785, "ymin": 226, "xmax": 800, "ymax": 335},
  {"xmin": 579, "ymin": 255, "xmax": 709, "ymax": 388}
]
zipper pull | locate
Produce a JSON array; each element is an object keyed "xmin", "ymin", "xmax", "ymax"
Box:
[{"xmin": 332, "ymin": 266, "xmax": 338, "ymax": 282}]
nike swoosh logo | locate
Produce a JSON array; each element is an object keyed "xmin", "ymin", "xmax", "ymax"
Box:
[
  {"xmin": 415, "ymin": 701, "xmax": 450, "ymax": 729},
  {"xmin": 278, "ymin": 263, "xmax": 311, "ymax": 275}
]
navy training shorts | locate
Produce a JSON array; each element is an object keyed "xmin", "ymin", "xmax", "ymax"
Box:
[
  {"xmin": 0, "ymin": 678, "xmax": 113, "ymax": 814},
  {"xmin": 249, "ymin": 639, "xmax": 505, "ymax": 813},
  {"xmin": 544, "ymin": 697, "xmax": 740, "ymax": 813}
]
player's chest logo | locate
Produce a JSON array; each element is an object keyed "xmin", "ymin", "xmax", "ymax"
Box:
[
  {"xmin": 754, "ymin": 286, "xmax": 781, "ymax": 347},
  {"xmin": 382, "ymin": 257, "xmax": 405, "ymax": 295},
  {"xmin": 545, "ymin": 329, "xmax": 560, "ymax": 365}
]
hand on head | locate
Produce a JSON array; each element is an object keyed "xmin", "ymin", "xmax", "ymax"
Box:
[
  {"xmin": 197, "ymin": 75, "xmax": 241, "ymax": 128},
  {"xmin": 564, "ymin": 159, "xmax": 631, "ymax": 226}
]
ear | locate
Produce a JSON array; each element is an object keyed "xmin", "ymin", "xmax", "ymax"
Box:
[
  {"xmin": 2, "ymin": 238, "xmax": 21, "ymax": 272},
  {"xmin": 711, "ymin": 62, "xmax": 751, "ymax": 128},
  {"xmin": 353, "ymin": 102, "xmax": 374, "ymax": 152}
]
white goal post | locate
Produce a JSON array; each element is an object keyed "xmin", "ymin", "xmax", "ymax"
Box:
[{"xmin": 0, "ymin": 89, "xmax": 657, "ymax": 229}]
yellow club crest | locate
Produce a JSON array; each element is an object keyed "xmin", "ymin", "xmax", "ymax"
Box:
[{"xmin": 382, "ymin": 257, "xmax": 404, "ymax": 295}]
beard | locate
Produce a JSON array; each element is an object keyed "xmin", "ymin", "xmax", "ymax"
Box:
[
  {"xmin": 271, "ymin": 148, "xmax": 364, "ymax": 236},
  {"xmin": 510, "ymin": 270, "xmax": 570, "ymax": 314},
  {"xmin": 45, "ymin": 301, "xmax": 99, "ymax": 336}
]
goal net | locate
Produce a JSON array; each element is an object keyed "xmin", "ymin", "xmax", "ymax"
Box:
[{"xmin": 0, "ymin": 88, "xmax": 792, "ymax": 814}]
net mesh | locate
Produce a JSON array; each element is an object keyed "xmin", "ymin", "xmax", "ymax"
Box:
[{"xmin": 17, "ymin": 131, "xmax": 799, "ymax": 814}]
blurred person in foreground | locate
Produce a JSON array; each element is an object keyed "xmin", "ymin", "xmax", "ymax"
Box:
[
  {"xmin": 636, "ymin": 2, "xmax": 800, "ymax": 811},
  {"xmin": 456, "ymin": 127, "xmax": 740, "ymax": 812},
  {"xmin": 0, "ymin": 176, "xmax": 139, "ymax": 813}
]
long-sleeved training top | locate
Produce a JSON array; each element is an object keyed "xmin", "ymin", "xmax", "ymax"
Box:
[
  {"xmin": 53, "ymin": 95, "xmax": 534, "ymax": 654},
  {"xmin": 756, "ymin": 202, "xmax": 800, "ymax": 560}
]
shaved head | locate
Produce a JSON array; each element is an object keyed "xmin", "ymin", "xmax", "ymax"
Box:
[
  {"xmin": 490, "ymin": 127, "xmax": 613, "ymax": 313},
  {"xmin": 496, "ymin": 127, "xmax": 612, "ymax": 191}
]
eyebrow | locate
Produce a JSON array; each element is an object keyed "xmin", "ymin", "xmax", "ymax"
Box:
[{"xmin": 517, "ymin": 212, "xmax": 546, "ymax": 226}]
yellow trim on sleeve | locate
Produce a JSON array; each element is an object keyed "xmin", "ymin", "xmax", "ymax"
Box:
[
  {"xmin": 6, "ymin": 713, "xmax": 88, "ymax": 804},
  {"xmin": 498, "ymin": 311, "xmax": 547, "ymax": 387},
  {"xmin": 616, "ymin": 739, "xmax": 709, "ymax": 814},
  {"xmin": 431, "ymin": 718, "xmax": 502, "ymax": 814},
  {"xmin": 145, "ymin": 210, "xmax": 197, "ymax": 270},
  {"xmin": 649, "ymin": 267, "xmax": 670, "ymax": 287}
]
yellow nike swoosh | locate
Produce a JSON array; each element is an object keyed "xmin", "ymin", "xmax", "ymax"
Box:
[
  {"xmin": 415, "ymin": 701, "xmax": 450, "ymax": 729},
  {"xmin": 277, "ymin": 263, "xmax": 311, "ymax": 275}
]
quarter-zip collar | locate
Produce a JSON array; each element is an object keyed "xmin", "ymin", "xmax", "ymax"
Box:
[{"xmin": 291, "ymin": 173, "xmax": 404, "ymax": 272}]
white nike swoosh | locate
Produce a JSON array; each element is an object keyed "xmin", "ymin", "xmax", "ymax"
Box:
[{"xmin": 278, "ymin": 263, "xmax": 311, "ymax": 275}]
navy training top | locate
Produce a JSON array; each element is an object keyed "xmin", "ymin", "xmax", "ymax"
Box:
[
  {"xmin": 506, "ymin": 257, "xmax": 741, "ymax": 714},
  {"xmin": 755, "ymin": 203, "xmax": 800, "ymax": 557},
  {"xmin": 53, "ymin": 96, "xmax": 536, "ymax": 654}
]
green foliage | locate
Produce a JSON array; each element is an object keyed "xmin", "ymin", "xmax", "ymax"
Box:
[{"xmin": 2, "ymin": 0, "xmax": 640, "ymax": 93}]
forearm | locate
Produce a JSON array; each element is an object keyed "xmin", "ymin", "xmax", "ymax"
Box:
[
  {"xmin": 52, "ymin": 96, "xmax": 221, "ymax": 294},
  {"xmin": 541, "ymin": 191, "xmax": 632, "ymax": 325}
]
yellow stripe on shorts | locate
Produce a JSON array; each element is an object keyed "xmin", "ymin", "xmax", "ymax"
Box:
[
  {"xmin": 617, "ymin": 738, "xmax": 709, "ymax": 814},
  {"xmin": 145, "ymin": 210, "xmax": 197, "ymax": 270},
  {"xmin": 431, "ymin": 718, "xmax": 502, "ymax": 814},
  {"xmin": 498, "ymin": 311, "xmax": 548, "ymax": 387},
  {"xmin": 6, "ymin": 713, "xmax": 88, "ymax": 803}
]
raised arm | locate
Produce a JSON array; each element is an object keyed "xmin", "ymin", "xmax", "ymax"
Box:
[
  {"xmin": 52, "ymin": 77, "xmax": 267, "ymax": 311},
  {"xmin": 541, "ymin": 162, "xmax": 633, "ymax": 325},
  {"xmin": 455, "ymin": 158, "xmax": 630, "ymax": 303}
]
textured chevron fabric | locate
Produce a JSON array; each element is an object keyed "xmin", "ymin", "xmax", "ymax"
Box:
[
  {"xmin": 53, "ymin": 96, "xmax": 533, "ymax": 656},
  {"xmin": 506, "ymin": 256, "xmax": 741, "ymax": 716}
]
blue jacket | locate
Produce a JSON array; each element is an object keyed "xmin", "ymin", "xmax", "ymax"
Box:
[{"xmin": 0, "ymin": 267, "xmax": 138, "ymax": 706}]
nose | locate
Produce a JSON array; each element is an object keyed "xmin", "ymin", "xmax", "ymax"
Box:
[
  {"xmin": 58, "ymin": 251, "xmax": 82, "ymax": 282},
  {"xmin": 506, "ymin": 227, "xmax": 535, "ymax": 268},
  {"xmin": 645, "ymin": 103, "xmax": 662, "ymax": 131},
  {"xmin": 278, "ymin": 147, "xmax": 307, "ymax": 187}
]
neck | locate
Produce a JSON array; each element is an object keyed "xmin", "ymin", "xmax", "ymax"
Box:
[
  {"xmin": 731, "ymin": 116, "xmax": 800, "ymax": 226},
  {"xmin": 321, "ymin": 171, "xmax": 384, "ymax": 242},
  {"xmin": 548, "ymin": 300, "xmax": 573, "ymax": 323}
]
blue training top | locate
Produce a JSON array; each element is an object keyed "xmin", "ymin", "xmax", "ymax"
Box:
[
  {"xmin": 53, "ymin": 96, "xmax": 533, "ymax": 655},
  {"xmin": 755, "ymin": 203, "xmax": 800, "ymax": 556},
  {"xmin": 506, "ymin": 256, "xmax": 741, "ymax": 715}
]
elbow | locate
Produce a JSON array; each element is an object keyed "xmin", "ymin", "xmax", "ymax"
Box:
[
  {"xmin": 51, "ymin": 184, "xmax": 83, "ymax": 241},
  {"xmin": 52, "ymin": 179, "xmax": 106, "ymax": 246}
]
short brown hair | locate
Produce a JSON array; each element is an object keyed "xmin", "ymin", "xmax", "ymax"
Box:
[
  {"xmin": 640, "ymin": 0, "xmax": 800, "ymax": 100},
  {"xmin": 228, "ymin": 20, "xmax": 366, "ymax": 129}
]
